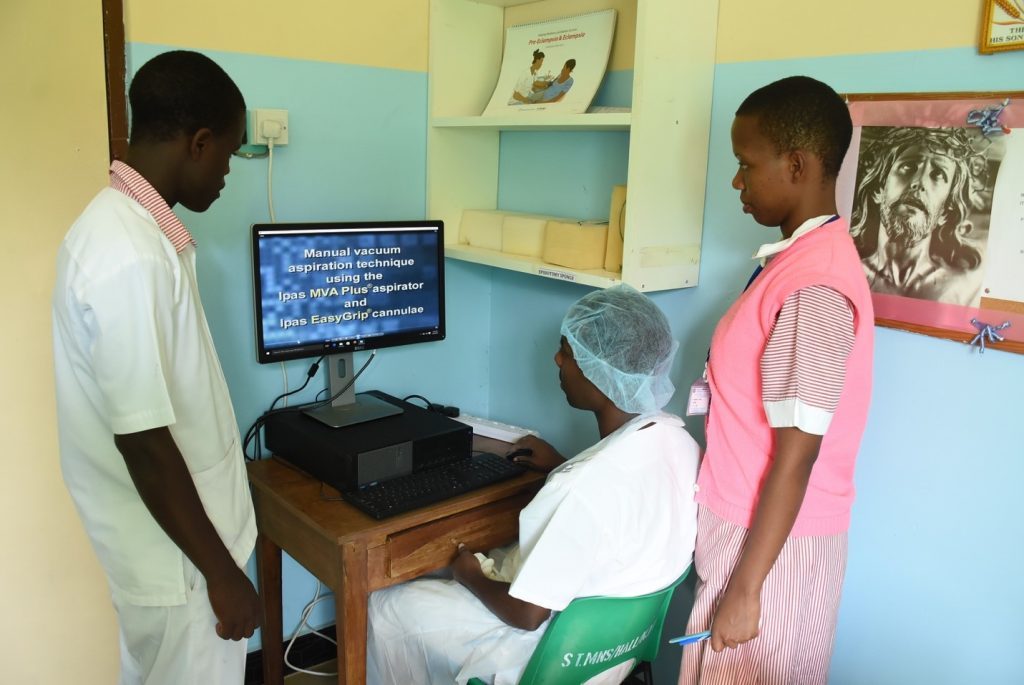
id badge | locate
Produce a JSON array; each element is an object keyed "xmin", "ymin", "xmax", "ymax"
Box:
[{"xmin": 686, "ymin": 378, "xmax": 710, "ymax": 416}]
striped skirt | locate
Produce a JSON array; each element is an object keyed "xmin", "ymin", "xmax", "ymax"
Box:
[{"xmin": 678, "ymin": 506, "xmax": 848, "ymax": 685}]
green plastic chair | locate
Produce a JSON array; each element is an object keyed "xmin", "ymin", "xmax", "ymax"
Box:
[{"xmin": 467, "ymin": 566, "xmax": 690, "ymax": 685}]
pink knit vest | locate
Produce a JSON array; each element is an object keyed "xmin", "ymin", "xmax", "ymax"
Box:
[{"xmin": 697, "ymin": 219, "xmax": 874, "ymax": 536}]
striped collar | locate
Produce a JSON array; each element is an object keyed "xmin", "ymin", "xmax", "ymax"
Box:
[
  {"xmin": 752, "ymin": 214, "xmax": 838, "ymax": 265},
  {"xmin": 109, "ymin": 160, "xmax": 195, "ymax": 253}
]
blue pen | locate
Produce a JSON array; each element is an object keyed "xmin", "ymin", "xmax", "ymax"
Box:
[{"xmin": 668, "ymin": 630, "xmax": 711, "ymax": 646}]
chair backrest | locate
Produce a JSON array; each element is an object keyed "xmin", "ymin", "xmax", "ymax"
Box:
[{"xmin": 517, "ymin": 566, "xmax": 690, "ymax": 685}]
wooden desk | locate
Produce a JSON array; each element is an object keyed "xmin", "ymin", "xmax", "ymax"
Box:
[{"xmin": 248, "ymin": 442, "xmax": 545, "ymax": 684}]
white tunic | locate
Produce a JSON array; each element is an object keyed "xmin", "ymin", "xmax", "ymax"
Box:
[
  {"xmin": 52, "ymin": 187, "xmax": 256, "ymax": 607},
  {"xmin": 367, "ymin": 412, "xmax": 699, "ymax": 684}
]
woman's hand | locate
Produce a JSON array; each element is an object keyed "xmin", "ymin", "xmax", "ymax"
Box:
[
  {"xmin": 450, "ymin": 543, "xmax": 483, "ymax": 585},
  {"xmin": 709, "ymin": 583, "xmax": 761, "ymax": 652},
  {"xmin": 506, "ymin": 435, "xmax": 565, "ymax": 473}
]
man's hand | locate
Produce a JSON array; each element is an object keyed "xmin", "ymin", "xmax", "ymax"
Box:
[
  {"xmin": 115, "ymin": 427, "xmax": 262, "ymax": 641},
  {"xmin": 450, "ymin": 544, "xmax": 483, "ymax": 585},
  {"xmin": 507, "ymin": 435, "xmax": 565, "ymax": 473},
  {"xmin": 207, "ymin": 567, "xmax": 263, "ymax": 641},
  {"xmin": 709, "ymin": 585, "xmax": 760, "ymax": 652}
]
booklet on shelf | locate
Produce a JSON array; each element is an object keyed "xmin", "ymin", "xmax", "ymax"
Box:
[{"xmin": 482, "ymin": 9, "xmax": 616, "ymax": 117}]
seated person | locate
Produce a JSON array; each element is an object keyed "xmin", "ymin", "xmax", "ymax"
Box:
[
  {"xmin": 367, "ymin": 284, "xmax": 700, "ymax": 685},
  {"xmin": 530, "ymin": 59, "xmax": 575, "ymax": 104}
]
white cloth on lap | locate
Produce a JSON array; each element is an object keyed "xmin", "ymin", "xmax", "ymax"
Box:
[{"xmin": 368, "ymin": 575, "xmax": 547, "ymax": 685}]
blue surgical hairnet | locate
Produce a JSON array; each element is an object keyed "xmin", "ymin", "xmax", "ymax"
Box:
[{"xmin": 560, "ymin": 284, "xmax": 678, "ymax": 414}]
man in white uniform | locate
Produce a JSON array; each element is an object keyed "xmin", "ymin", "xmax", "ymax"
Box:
[
  {"xmin": 367, "ymin": 285, "xmax": 700, "ymax": 685},
  {"xmin": 52, "ymin": 51, "xmax": 260, "ymax": 684}
]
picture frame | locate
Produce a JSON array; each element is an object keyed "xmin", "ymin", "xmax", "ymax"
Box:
[
  {"xmin": 839, "ymin": 91, "xmax": 1024, "ymax": 354},
  {"xmin": 979, "ymin": 0, "xmax": 1024, "ymax": 54}
]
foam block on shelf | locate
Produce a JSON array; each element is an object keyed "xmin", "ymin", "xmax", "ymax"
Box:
[
  {"xmin": 605, "ymin": 185, "xmax": 626, "ymax": 273},
  {"xmin": 542, "ymin": 220, "xmax": 609, "ymax": 270},
  {"xmin": 460, "ymin": 209, "xmax": 504, "ymax": 251},
  {"xmin": 501, "ymin": 214, "xmax": 550, "ymax": 257}
]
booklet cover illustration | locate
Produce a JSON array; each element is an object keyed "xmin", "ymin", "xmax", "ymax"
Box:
[{"xmin": 482, "ymin": 9, "xmax": 617, "ymax": 116}]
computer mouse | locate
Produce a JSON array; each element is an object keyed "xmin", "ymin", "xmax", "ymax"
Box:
[{"xmin": 506, "ymin": 447, "xmax": 533, "ymax": 461}]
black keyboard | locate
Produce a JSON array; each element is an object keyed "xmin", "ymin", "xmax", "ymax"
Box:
[{"xmin": 342, "ymin": 452, "xmax": 526, "ymax": 520}]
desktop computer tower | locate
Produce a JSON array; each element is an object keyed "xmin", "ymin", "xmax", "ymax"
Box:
[{"xmin": 262, "ymin": 390, "xmax": 472, "ymax": 492}]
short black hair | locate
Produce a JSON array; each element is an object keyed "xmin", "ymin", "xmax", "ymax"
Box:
[
  {"xmin": 128, "ymin": 50, "xmax": 245, "ymax": 143},
  {"xmin": 736, "ymin": 76, "xmax": 852, "ymax": 179}
]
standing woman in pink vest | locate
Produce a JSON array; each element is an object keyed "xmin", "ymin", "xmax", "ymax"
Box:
[{"xmin": 679, "ymin": 76, "xmax": 875, "ymax": 684}]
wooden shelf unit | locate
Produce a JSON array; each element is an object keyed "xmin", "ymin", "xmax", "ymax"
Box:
[
  {"xmin": 427, "ymin": 0, "xmax": 718, "ymax": 291},
  {"xmin": 433, "ymin": 112, "xmax": 630, "ymax": 131}
]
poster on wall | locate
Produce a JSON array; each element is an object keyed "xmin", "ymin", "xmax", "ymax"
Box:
[
  {"xmin": 837, "ymin": 92, "xmax": 1024, "ymax": 354},
  {"xmin": 978, "ymin": 0, "xmax": 1024, "ymax": 53},
  {"xmin": 481, "ymin": 9, "xmax": 616, "ymax": 116}
]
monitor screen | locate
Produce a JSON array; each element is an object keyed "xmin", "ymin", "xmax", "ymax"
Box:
[{"xmin": 252, "ymin": 220, "xmax": 445, "ymax": 363}]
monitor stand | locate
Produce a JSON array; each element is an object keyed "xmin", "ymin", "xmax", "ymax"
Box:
[{"xmin": 303, "ymin": 352, "xmax": 402, "ymax": 429}]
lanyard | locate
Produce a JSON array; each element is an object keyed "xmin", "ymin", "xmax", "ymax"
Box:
[
  {"xmin": 742, "ymin": 263, "xmax": 764, "ymax": 292},
  {"xmin": 704, "ymin": 263, "xmax": 763, "ymax": 369}
]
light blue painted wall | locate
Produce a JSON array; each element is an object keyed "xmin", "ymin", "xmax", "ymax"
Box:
[{"xmin": 491, "ymin": 46, "xmax": 1024, "ymax": 683}]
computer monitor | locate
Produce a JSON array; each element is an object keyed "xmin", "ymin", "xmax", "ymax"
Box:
[{"xmin": 251, "ymin": 220, "xmax": 445, "ymax": 428}]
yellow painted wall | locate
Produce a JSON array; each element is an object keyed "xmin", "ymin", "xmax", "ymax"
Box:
[
  {"xmin": 0, "ymin": 1, "xmax": 119, "ymax": 683},
  {"xmin": 716, "ymin": 0, "xmax": 982, "ymax": 63},
  {"xmin": 125, "ymin": 0, "xmax": 985, "ymax": 72},
  {"xmin": 125, "ymin": 0, "xmax": 430, "ymax": 71},
  {"xmin": 124, "ymin": 0, "xmax": 639, "ymax": 72}
]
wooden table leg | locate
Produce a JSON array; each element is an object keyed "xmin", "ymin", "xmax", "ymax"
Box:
[
  {"xmin": 336, "ymin": 541, "xmax": 369, "ymax": 684},
  {"xmin": 257, "ymin": 533, "xmax": 284, "ymax": 685}
]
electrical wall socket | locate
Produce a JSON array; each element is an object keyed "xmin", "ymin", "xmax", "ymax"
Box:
[{"xmin": 249, "ymin": 108, "xmax": 289, "ymax": 145}]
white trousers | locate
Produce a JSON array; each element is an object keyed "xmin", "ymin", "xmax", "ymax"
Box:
[
  {"xmin": 366, "ymin": 575, "xmax": 634, "ymax": 685},
  {"xmin": 367, "ymin": 577, "xmax": 545, "ymax": 685},
  {"xmin": 113, "ymin": 559, "xmax": 248, "ymax": 685}
]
